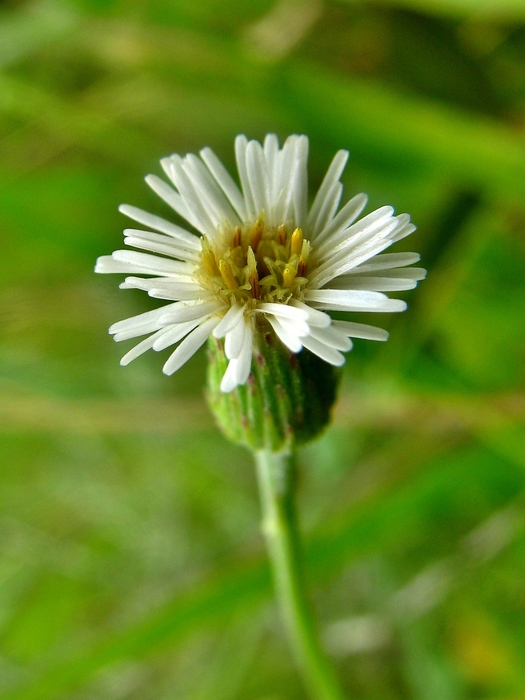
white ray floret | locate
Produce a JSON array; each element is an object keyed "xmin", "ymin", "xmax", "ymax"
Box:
[{"xmin": 96, "ymin": 134, "xmax": 424, "ymax": 392}]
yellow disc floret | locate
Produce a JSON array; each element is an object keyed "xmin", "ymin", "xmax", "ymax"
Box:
[{"xmin": 197, "ymin": 213, "xmax": 310, "ymax": 307}]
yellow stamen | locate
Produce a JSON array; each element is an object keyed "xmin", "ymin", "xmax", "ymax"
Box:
[
  {"xmin": 283, "ymin": 264, "xmax": 297, "ymax": 287},
  {"xmin": 301, "ymin": 240, "xmax": 310, "ymax": 261},
  {"xmin": 232, "ymin": 226, "xmax": 242, "ymax": 248},
  {"xmin": 251, "ymin": 215, "xmax": 264, "ymax": 251},
  {"xmin": 297, "ymin": 259, "xmax": 306, "ymax": 277},
  {"xmin": 198, "ymin": 214, "xmax": 311, "ymax": 305},
  {"xmin": 290, "ymin": 228, "xmax": 303, "ymax": 256},
  {"xmin": 297, "ymin": 240, "xmax": 310, "ymax": 276},
  {"xmin": 277, "ymin": 225, "xmax": 287, "ymax": 246},
  {"xmin": 247, "ymin": 245, "xmax": 257, "ymax": 274},
  {"xmin": 219, "ymin": 259, "xmax": 238, "ymax": 289},
  {"xmin": 201, "ymin": 237, "xmax": 220, "ymax": 276},
  {"xmin": 247, "ymin": 246, "xmax": 260, "ymax": 298}
]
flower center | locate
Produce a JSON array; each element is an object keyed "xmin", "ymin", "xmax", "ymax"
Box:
[{"xmin": 198, "ymin": 213, "xmax": 311, "ymax": 306}]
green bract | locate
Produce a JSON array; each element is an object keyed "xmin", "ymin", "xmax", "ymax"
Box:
[{"xmin": 206, "ymin": 328, "xmax": 341, "ymax": 451}]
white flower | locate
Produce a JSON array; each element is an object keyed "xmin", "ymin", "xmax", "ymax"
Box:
[{"xmin": 96, "ymin": 134, "xmax": 425, "ymax": 393}]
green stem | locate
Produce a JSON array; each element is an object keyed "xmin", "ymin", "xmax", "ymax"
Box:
[{"xmin": 254, "ymin": 449, "xmax": 347, "ymax": 700}]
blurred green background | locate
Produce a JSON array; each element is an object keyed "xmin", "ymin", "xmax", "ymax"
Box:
[{"xmin": 1, "ymin": 0, "xmax": 525, "ymax": 698}]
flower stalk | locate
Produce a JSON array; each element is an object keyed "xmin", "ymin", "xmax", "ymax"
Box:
[{"xmin": 255, "ymin": 449, "xmax": 346, "ymax": 700}]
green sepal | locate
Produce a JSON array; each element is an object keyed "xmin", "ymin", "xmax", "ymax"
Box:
[{"xmin": 206, "ymin": 325, "xmax": 341, "ymax": 451}]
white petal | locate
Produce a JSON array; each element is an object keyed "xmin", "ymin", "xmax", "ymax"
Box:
[
  {"xmin": 391, "ymin": 222, "xmax": 417, "ymax": 243},
  {"xmin": 163, "ymin": 316, "xmax": 219, "ymax": 376},
  {"xmin": 301, "ymin": 334, "xmax": 345, "ymax": 366},
  {"xmin": 199, "ymin": 147, "xmax": 247, "ymax": 221},
  {"xmin": 118, "ymin": 204, "xmax": 200, "ymax": 250},
  {"xmin": 272, "ymin": 314, "xmax": 310, "ymax": 339},
  {"xmin": 120, "ymin": 277, "xmax": 209, "ymax": 301},
  {"xmin": 235, "ymin": 135, "xmax": 256, "ymax": 221},
  {"xmin": 304, "ymin": 289, "xmax": 407, "ymax": 313},
  {"xmin": 109, "ymin": 303, "xmax": 179, "ymax": 335},
  {"xmin": 213, "ymin": 303, "xmax": 246, "ymax": 338},
  {"xmin": 159, "ymin": 299, "xmax": 224, "ymax": 324},
  {"xmin": 292, "ymin": 135, "xmax": 309, "ymax": 229},
  {"xmin": 345, "ymin": 266, "xmax": 426, "ymax": 282},
  {"xmin": 327, "ymin": 276, "xmax": 418, "ymax": 292},
  {"xmin": 315, "ymin": 205, "xmax": 395, "ymax": 262},
  {"xmin": 316, "ymin": 236, "xmax": 401, "ymax": 285},
  {"xmin": 352, "ymin": 252, "xmax": 421, "ymax": 272},
  {"xmin": 364, "ymin": 267, "xmax": 426, "ymax": 281},
  {"xmin": 308, "ymin": 325, "xmax": 352, "ymax": 351},
  {"xmin": 220, "ymin": 321, "xmax": 253, "ymax": 392},
  {"xmin": 288, "ymin": 299, "xmax": 331, "ymax": 327},
  {"xmin": 235, "ymin": 322, "xmax": 254, "ymax": 385},
  {"xmin": 273, "ymin": 136, "xmax": 299, "ymax": 225},
  {"xmin": 309, "ymin": 183, "xmax": 343, "ymax": 240},
  {"xmin": 220, "ymin": 358, "xmax": 240, "ymax": 394},
  {"xmin": 160, "ymin": 154, "xmax": 178, "ymax": 184},
  {"xmin": 332, "ymin": 320, "xmax": 389, "ymax": 341},
  {"xmin": 120, "ymin": 328, "xmax": 171, "ymax": 365},
  {"xmin": 314, "ymin": 193, "xmax": 369, "ymax": 247},
  {"xmin": 113, "ymin": 323, "xmax": 166, "ymax": 342},
  {"xmin": 95, "ymin": 256, "xmax": 136, "ymax": 274},
  {"xmin": 96, "ymin": 255, "xmax": 188, "ymax": 278},
  {"xmin": 256, "ymin": 302, "xmax": 308, "ymax": 321},
  {"xmin": 264, "ymin": 134, "xmax": 280, "ymax": 203},
  {"xmin": 308, "ymin": 149, "xmax": 348, "ymax": 235},
  {"xmin": 246, "ymin": 140, "xmax": 270, "ymax": 220},
  {"xmin": 123, "ymin": 231, "xmax": 200, "ymax": 262},
  {"xmin": 183, "ymin": 154, "xmax": 241, "ymax": 229},
  {"xmin": 225, "ymin": 315, "xmax": 246, "ymax": 360},
  {"xmin": 145, "ymin": 289, "xmax": 209, "ymax": 302},
  {"xmin": 166, "ymin": 158, "xmax": 217, "ymax": 237},
  {"xmin": 120, "ymin": 274, "xmax": 200, "ymax": 289},
  {"xmin": 143, "ymin": 175, "xmax": 199, "ymax": 229},
  {"xmin": 111, "ymin": 250, "xmax": 194, "ymax": 276},
  {"xmin": 267, "ymin": 315, "xmax": 303, "ymax": 353},
  {"xmin": 310, "ymin": 235, "xmax": 397, "ymax": 289},
  {"xmin": 152, "ymin": 320, "xmax": 201, "ymax": 351}
]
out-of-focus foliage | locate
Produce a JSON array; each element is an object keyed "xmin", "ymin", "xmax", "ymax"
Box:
[{"xmin": 1, "ymin": 0, "xmax": 525, "ymax": 698}]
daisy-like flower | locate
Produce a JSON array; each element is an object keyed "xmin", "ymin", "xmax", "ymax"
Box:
[{"xmin": 96, "ymin": 134, "xmax": 425, "ymax": 393}]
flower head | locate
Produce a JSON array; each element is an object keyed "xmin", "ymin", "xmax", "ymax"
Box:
[{"xmin": 96, "ymin": 134, "xmax": 425, "ymax": 392}]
